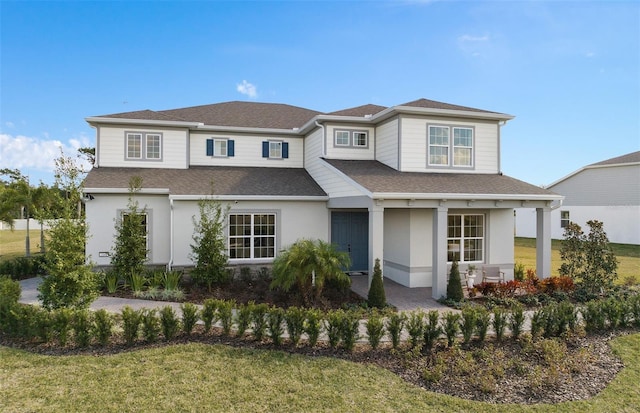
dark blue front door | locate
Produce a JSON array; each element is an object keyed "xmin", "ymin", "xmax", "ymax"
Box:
[{"xmin": 331, "ymin": 211, "xmax": 369, "ymax": 273}]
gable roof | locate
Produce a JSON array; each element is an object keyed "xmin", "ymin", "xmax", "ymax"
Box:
[
  {"xmin": 323, "ymin": 159, "xmax": 559, "ymax": 199},
  {"xmin": 398, "ymin": 98, "xmax": 500, "ymax": 114},
  {"xmin": 327, "ymin": 104, "xmax": 388, "ymax": 117},
  {"xmin": 548, "ymin": 151, "xmax": 640, "ymax": 188},
  {"xmin": 84, "ymin": 166, "xmax": 327, "ymax": 198}
]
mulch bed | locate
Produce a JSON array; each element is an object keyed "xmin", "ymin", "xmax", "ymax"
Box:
[{"xmin": 1, "ymin": 325, "xmax": 629, "ymax": 405}]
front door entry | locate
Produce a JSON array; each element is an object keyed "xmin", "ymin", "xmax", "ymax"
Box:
[{"xmin": 331, "ymin": 211, "xmax": 369, "ymax": 273}]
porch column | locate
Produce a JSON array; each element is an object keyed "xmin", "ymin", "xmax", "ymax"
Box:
[
  {"xmin": 536, "ymin": 207, "xmax": 552, "ymax": 278},
  {"xmin": 432, "ymin": 206, "xmax": 448, "ymax": 299},
  {"xmin": 368, "ymin": 204, "xmax": 384, "ymax": 285}
]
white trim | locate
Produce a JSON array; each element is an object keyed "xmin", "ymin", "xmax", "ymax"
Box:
[
  {"xmin": 372, "ymin": 192, "xmax": 564, "ymax": 201},
  {"xmin": 547, "ymin": 161, "xmax": 640, "ymax": 189},
  {"xmin": 86, "ymin": 117, "xmax": 202, "ymax": 128},
  {"xmin": 169, "ymin": 195, "xmax": 329, "ymax": 201},
  {"xmin": 84, "ymin": 187, "xmax": 170, "ymax": 194}
]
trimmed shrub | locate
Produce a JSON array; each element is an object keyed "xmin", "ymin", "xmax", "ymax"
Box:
[
  {"xmin": 141, "ymin": 309, "xmax": 161, "ymax": 343},
  {"xmin": 72, "ymin": 309, "xmax": 92, "ymax": 347},
  {"xmin": 386, "ymin": 312, "xmax": 406, "ymax": 350},
  {"xmin": 267, "ymin": 307, "xmax": 285, "ymax": 346},
  {"xmin": 0, "ymin": 276, "xmax": 21, "ymax": 306},
  {"xmin": 446, "ymin": 261, "xmax": 464, "ymax": 302},
  {"xmin": 406, "ymin": 311, "xmax": 424, "ymax": 349},
  {"xmin": 509, "ymin": 303, "xmax": 526, "ymax": 340},
  {"xmin": 160, "ymin": 306, "xmax": 180, "ymax": 340},
  {"xmin": 423, "ymin": 310, "xmax": 442, "ymax": 351},
  {"xmin": 340, "ymin": 309, "xmax": 361, "ymax": 352},
  {"xmin": 34, "ymin": 307, "xmax": 54, "ymax": 343},
  {"xmin": 492, "ymin": 307, "xmax": 507, "ymax": 342},
  {"xmin": 325, "ymin": 310, "xmax": 343, "ymax": 349},
  {"xmin": 251, "ymin": 303, "xmax": 269, "ymax": 341},
  {"xmin": 180, "ymin": 302, "xmax": 199, "ymax": 336},
  {"xmin": 285, "ymin": 306, "xmax": 306, "ymax": 346},
  {"xmin": 304, "ymin": 308, "xmax": 322, "ymax": 347},
  {"xmin": 460, "ymin": 306, "xmax": 477, "ymax": 344},
  {"xmin": 218, "ymin": 299, "xmax": 235, "ymax": 336},
  {"xmin": 92, "ymin": 309, "xmax": 113, "ymax": 346},
  {"xmin": 53, "ymin": 308, "xmax": 73, "ymax": 346},
  {"xmin": 474, "ymin": 307, "xmax": 491, "ymax": 343},
  {"xmin": 367, "ymin": 258, "xmax": 386, "ymax": 309},
  {"xmin": 530, "ymin": 308, "xmax": 545, "ymax": 338},
  {"xmin": 365, "ymin": 310, "xmax": 385, "ymax": 350},
  {"xmin": 121, "ymin": 306, "xmax": 142, "ymax": 346},
  {"xmin": 201, "ymin": 299, "xmax": 218, "ymax": 334},
  {"xmin": 443, "ymin": 312, "xmax": 461, "ymax": 347},
  {"xmin": 235, "ymin": 303, "xmax": 252, "ymax": 338}
]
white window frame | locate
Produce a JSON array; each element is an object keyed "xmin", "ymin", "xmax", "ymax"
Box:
[
  {"xmin": 269, "ymin": 141, "xmax": 282, "ymax": 159},
  {"xmin": 146, "ymin": 134, "xmax": 162, "ymax": 160},
  {"xmin": 214, "ymin": 139, "xmax": 228, "ymax": 157},
  {"xmin": 353, "ymin": 131, "xmax": 368, "ymax": 147},
  {"xmin": 447, "ymin": 214, "xmax": 484, "ymax": 263},
  {"xmin": 335, "ymin": 130, "xmax": 350, "ymax": 146},
  {"xmin": 126, "ymin": 133, "xmax": 142, "ymax": 159},
  {"xmin": 560, "ymin": 211, "xmax": 570, "ymax": 228},
  {"xmin": 228, "ymin": 213, "xmax": 276, "ymax": 260},
  {"xmin": 428, "ymin": 126, "xmax": 450, "ymax": 166},
  {"xmin": 452, "ymin": 127, "xmax": 473, "ymax": 167}
]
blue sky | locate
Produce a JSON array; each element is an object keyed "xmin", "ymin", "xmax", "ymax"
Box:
[{"xmin": 1, "ymin": 0, "xmax": 638, "ymax": 187}]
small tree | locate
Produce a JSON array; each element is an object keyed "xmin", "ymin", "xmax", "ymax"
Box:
[
  {"xmin": 367, "ymin": 258, "xmax": 386, "ymax": 309},
  {"xmin": 38, "ymin": 150, "xmax": 99, "ymax": 310},
  {"xmin": 189, "ymin": 194, "xmax": 230, "ymax": 291},
  {"xmin": 446, "ymin": 260, "xmax": 464, "ymax": 302},
  {"xmin": 559, "ymin": 220, "xmax": 618, "ymax": 293},
  {"xmin": 111, "ymin": 176, "xmax": 148, "ymax": 278},
  {"xmin": 270, "ymin": 239, "xmax": 351, "ymax": 306}
]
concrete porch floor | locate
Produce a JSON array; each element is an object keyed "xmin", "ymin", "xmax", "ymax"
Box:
[{"xmin": 350, "ymin": 274, "xmax": 451, "ymax": 312}]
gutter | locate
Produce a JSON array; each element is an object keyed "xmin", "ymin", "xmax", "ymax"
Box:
[
  {"xmin": 167, "ymin": 198, "xmax": 174, "ymax": 271},
  {"xmin": 315, "ymin": 121, "xmax": 326, "ymax": 156}
]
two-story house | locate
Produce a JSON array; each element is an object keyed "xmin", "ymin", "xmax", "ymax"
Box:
[{"xmin": 84, "ymin": 98, "xmax": 561, "ymax": 299}]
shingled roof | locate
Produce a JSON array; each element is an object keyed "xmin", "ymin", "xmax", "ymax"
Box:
[
  {"xmin": 327, "ymin": 104, "xmax": 388, "ymax": 117},
  {"xmin": 399, "ymin": 98, "xmax": 502, "ymax": 114},
  {"xmin": 323, "ymin": 159, "xmax": 557, "ymax": 197},
  {"xmin": 589, "ymin": 151, "xmax": 640, "ymax": 167},
  {"xmin": 84, "ymin": 166, "xmax": 327, "ymax": 197}
]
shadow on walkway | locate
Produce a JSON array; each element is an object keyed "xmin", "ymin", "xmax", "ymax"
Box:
[{"xmin": 350, "ymin": 275, "xmax": 451, "ymax": 312}]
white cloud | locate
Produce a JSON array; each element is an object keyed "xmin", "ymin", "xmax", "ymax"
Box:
[
  {"xmin": 457, "ymin": 34, "xmax": 491, "ymax": 57},
  {"xmin": 236, "ymin": 80, "xmax": 258, "ymax": 98},
  {"xmin": 5, "ymin": 121, "xmax": 15, "ymax": 129},
  {"xmin": 0, "ymin": 133, "xmax": 92, "ymax": 175}
]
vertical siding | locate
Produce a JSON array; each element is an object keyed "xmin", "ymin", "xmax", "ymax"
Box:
[
  {"xmin": 375, "ymin": 118, "xmax": 399, "ymax": 169},
  {"xmin": 189, "ymin": 132, "xmax": 303, "ymax": 168},
  {"xmin": 399, "ymin": 116, "xmax": 499, "ymax": 173},
  {"xmin": 98, "ymin": 126, "xmax": 188, "ymax": 169}
]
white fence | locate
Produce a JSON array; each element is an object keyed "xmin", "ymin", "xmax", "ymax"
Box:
[{"xmin": 0, "ymin": 219, "xmax": 53, "ymax": 231}]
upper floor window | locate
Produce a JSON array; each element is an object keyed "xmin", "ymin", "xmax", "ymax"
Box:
[
  {"xmin": 428, "ymin": 125, "xmax": 473, "ymax": 167},
  {"xmin": 333, "ymin": 130, "xmax": 368, "ymax": 148},
  {"xmin": 206, "ymin": 138, "xmax": 235, "ymax": 157},
  {"xmin": 126, "ymin": 132, "xmax": 162, "ymax": 161},
  {"xmin": 262, "ymin": 140, "xmax": 289, "ymax": 159}
]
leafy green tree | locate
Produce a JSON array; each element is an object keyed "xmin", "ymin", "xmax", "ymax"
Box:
[
  {"xmin": 38, "ymin": 150, "xmax": 99, "ymax": 310},
  {"xmin": 367, "ymin": 258, "xmax": 386, "ymax": 309},
  {"xmin": 111, "ymin": 176, "xmax": 148, "ymax": 278},
  {"xmin": 559, "ymin": 220, "xmax": 618, "ymax": 293},
  {"xmin": 446, "ymin": 260, "xmax": 464, "ymax": 302},
  {"xmin": 189, "ymin": 195, "xmax": 230, "ymax": 291},
  {"xmin": 270, "ymin": 239, "xmax": 351, "ymax": 306}
]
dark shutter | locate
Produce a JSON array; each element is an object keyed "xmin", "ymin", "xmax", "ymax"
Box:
[
  {"xmin": 228, "ymin": 140, "xmax": 235, "ymax": 157},
  {"xmin": 206, "ymin": 139, "xmax": 214, "ymax": 156},
  {"xmin": 262, "ymin": 141, "xmax": 269, "ymax": 158},
  {"xmin": 282, "ymin": 142, "xmax": 289, "ymax": 159}
]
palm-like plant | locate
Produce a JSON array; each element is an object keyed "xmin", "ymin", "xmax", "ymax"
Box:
[{"xmin": 270, "ymin": 239, "xmax": 351, "ymax": 305}]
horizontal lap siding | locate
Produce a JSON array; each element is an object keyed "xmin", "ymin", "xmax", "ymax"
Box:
[
  {"xmin": 98, "ymin": 126, "xmax": 188, "ymax": 169},
  {"xmin": 399, "ymin": 116, "xmax": 499, "ymax": 173},
  {"xmin": 324, "ymin": 124, "xmax": 375, "ymax": 160},
  {"xmin": 550, "ymin": 165, "xmax": 640, "ymax": 206},
  {"xmin": 190, "ymin": 132, "xmax": 303, "ymax": 168},
  {"xmin": 376, "ymin": 118, "xmax": 399, "ymax": 169}
]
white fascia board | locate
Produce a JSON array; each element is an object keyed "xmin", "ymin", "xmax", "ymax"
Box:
[
  {"xmin": 85, "ymin": 117, "xmax": 202, "ymax": 128},
  {"xmin": 388, "ymin": 106, "xmax": 515, "ymax": 122},
  {"xmin": 372, "ymin": 192, "xmax": 564, "ymax": 202},
  {"xmin": 84, "ymin": 188, "xmax": 170, "ymax": 195},
  {"xmin": 194, "ymin": 124, "xmax": 304, "ymax": 136},
  {"xmin": 169, "ymin": 195, "xmax": 329, "ymax": 202}
]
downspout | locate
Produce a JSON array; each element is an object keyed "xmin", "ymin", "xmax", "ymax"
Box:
[
  {"xmin": 167, "ymin": 198, "xmax": 174, "ymax": 271},
  {"xmin": 315, "ymin": 121, "xmax": 326, "ymax": 157}
]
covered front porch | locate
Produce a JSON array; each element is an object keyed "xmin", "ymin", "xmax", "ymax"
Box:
[{"xmin": 350, "ymin": 274, "xmax": 450, "ymax": 311}]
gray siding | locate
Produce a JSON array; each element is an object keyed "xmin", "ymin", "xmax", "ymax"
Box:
[{"xmin": 551, "ymin": 164, "xmax": 640, "ymax": 206}]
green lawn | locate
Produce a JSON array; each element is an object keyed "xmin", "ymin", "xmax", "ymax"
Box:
[
  {"xmin": 0, "ymin": 334, "xmax": 638, "ymax": 412},
  {"xmin": 0, "ymin": 229, "xmax": 45, "ymax": 261}
]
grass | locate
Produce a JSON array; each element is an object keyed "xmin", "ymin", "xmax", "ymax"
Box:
[
  {"xmin": 515, "ymin": 237, "xmax": 640, "ymax": 281},
  {"xmin": 0, "ymin": 334, "xmax": 638, "ymax": 412},
  {"xmin": 0, "ymin": 229, "xmax": 46, "ymax": 261}
]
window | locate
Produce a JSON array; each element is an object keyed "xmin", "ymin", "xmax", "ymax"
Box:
[
  {"xmin": 127, "ymin": 133, "xmax": 142, "ymax": 159},
  {"xmin": 335, "ymin": 131, "xmax": 350, "ymax": 146},
  {"xmin": 126, "ymin": 132, "xmax": 162, "ymax": 161},
  {"xmin": 560, "ymin": 211, "xmax": 570, "ymax": 228},
  {"xmin": 428, "ymin": 126, "xmax": 449, "ymax": 165},
  {"xmin": 206, "ymin": 138, "xmax": 234, "ymax": 157},
  {"xmin": 447, "ymin": 214, "xmax": 484, "ymax": 263},
  {"xmin": 146, "ymin": 134, "xmax": 161, "ymax": 159},
  {"xmin": 428, "ymin": 125, "xmax": 474, "ymax": 167},
  {"xmin": 228, "ymin": 213, "xmax": 276, "ymax": 260},
  {"xmin": 334, "ymin": 130, "xmax": 368, "ymax": 148},
  {"xmin": 353, "ymin": 132, "xmax": 367, "ymax": 147},
  {"xmin": 262, "ymin": 141, "xmax": 289, "ymax": 159},
  {"xmin": 453, "ymin": 128, "xmax": 473, "ymax": 166}
]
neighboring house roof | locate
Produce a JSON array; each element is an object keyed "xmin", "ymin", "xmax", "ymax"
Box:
[
  {"xmin": 548, "ymin": 151, "xmax": 640, "ymax": 188},
  {"xmin": 323, "ymin": 159, "xmax": 558, "ymax": 198},
  {"xmin": 84, "ymin": 166, "xmax": 327, "ymax": 197}
]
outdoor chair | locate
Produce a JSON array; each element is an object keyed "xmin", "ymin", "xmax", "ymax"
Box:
[{"xmin": 482, "ymin": 266, "xmax": 505, "ymax": 283}]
